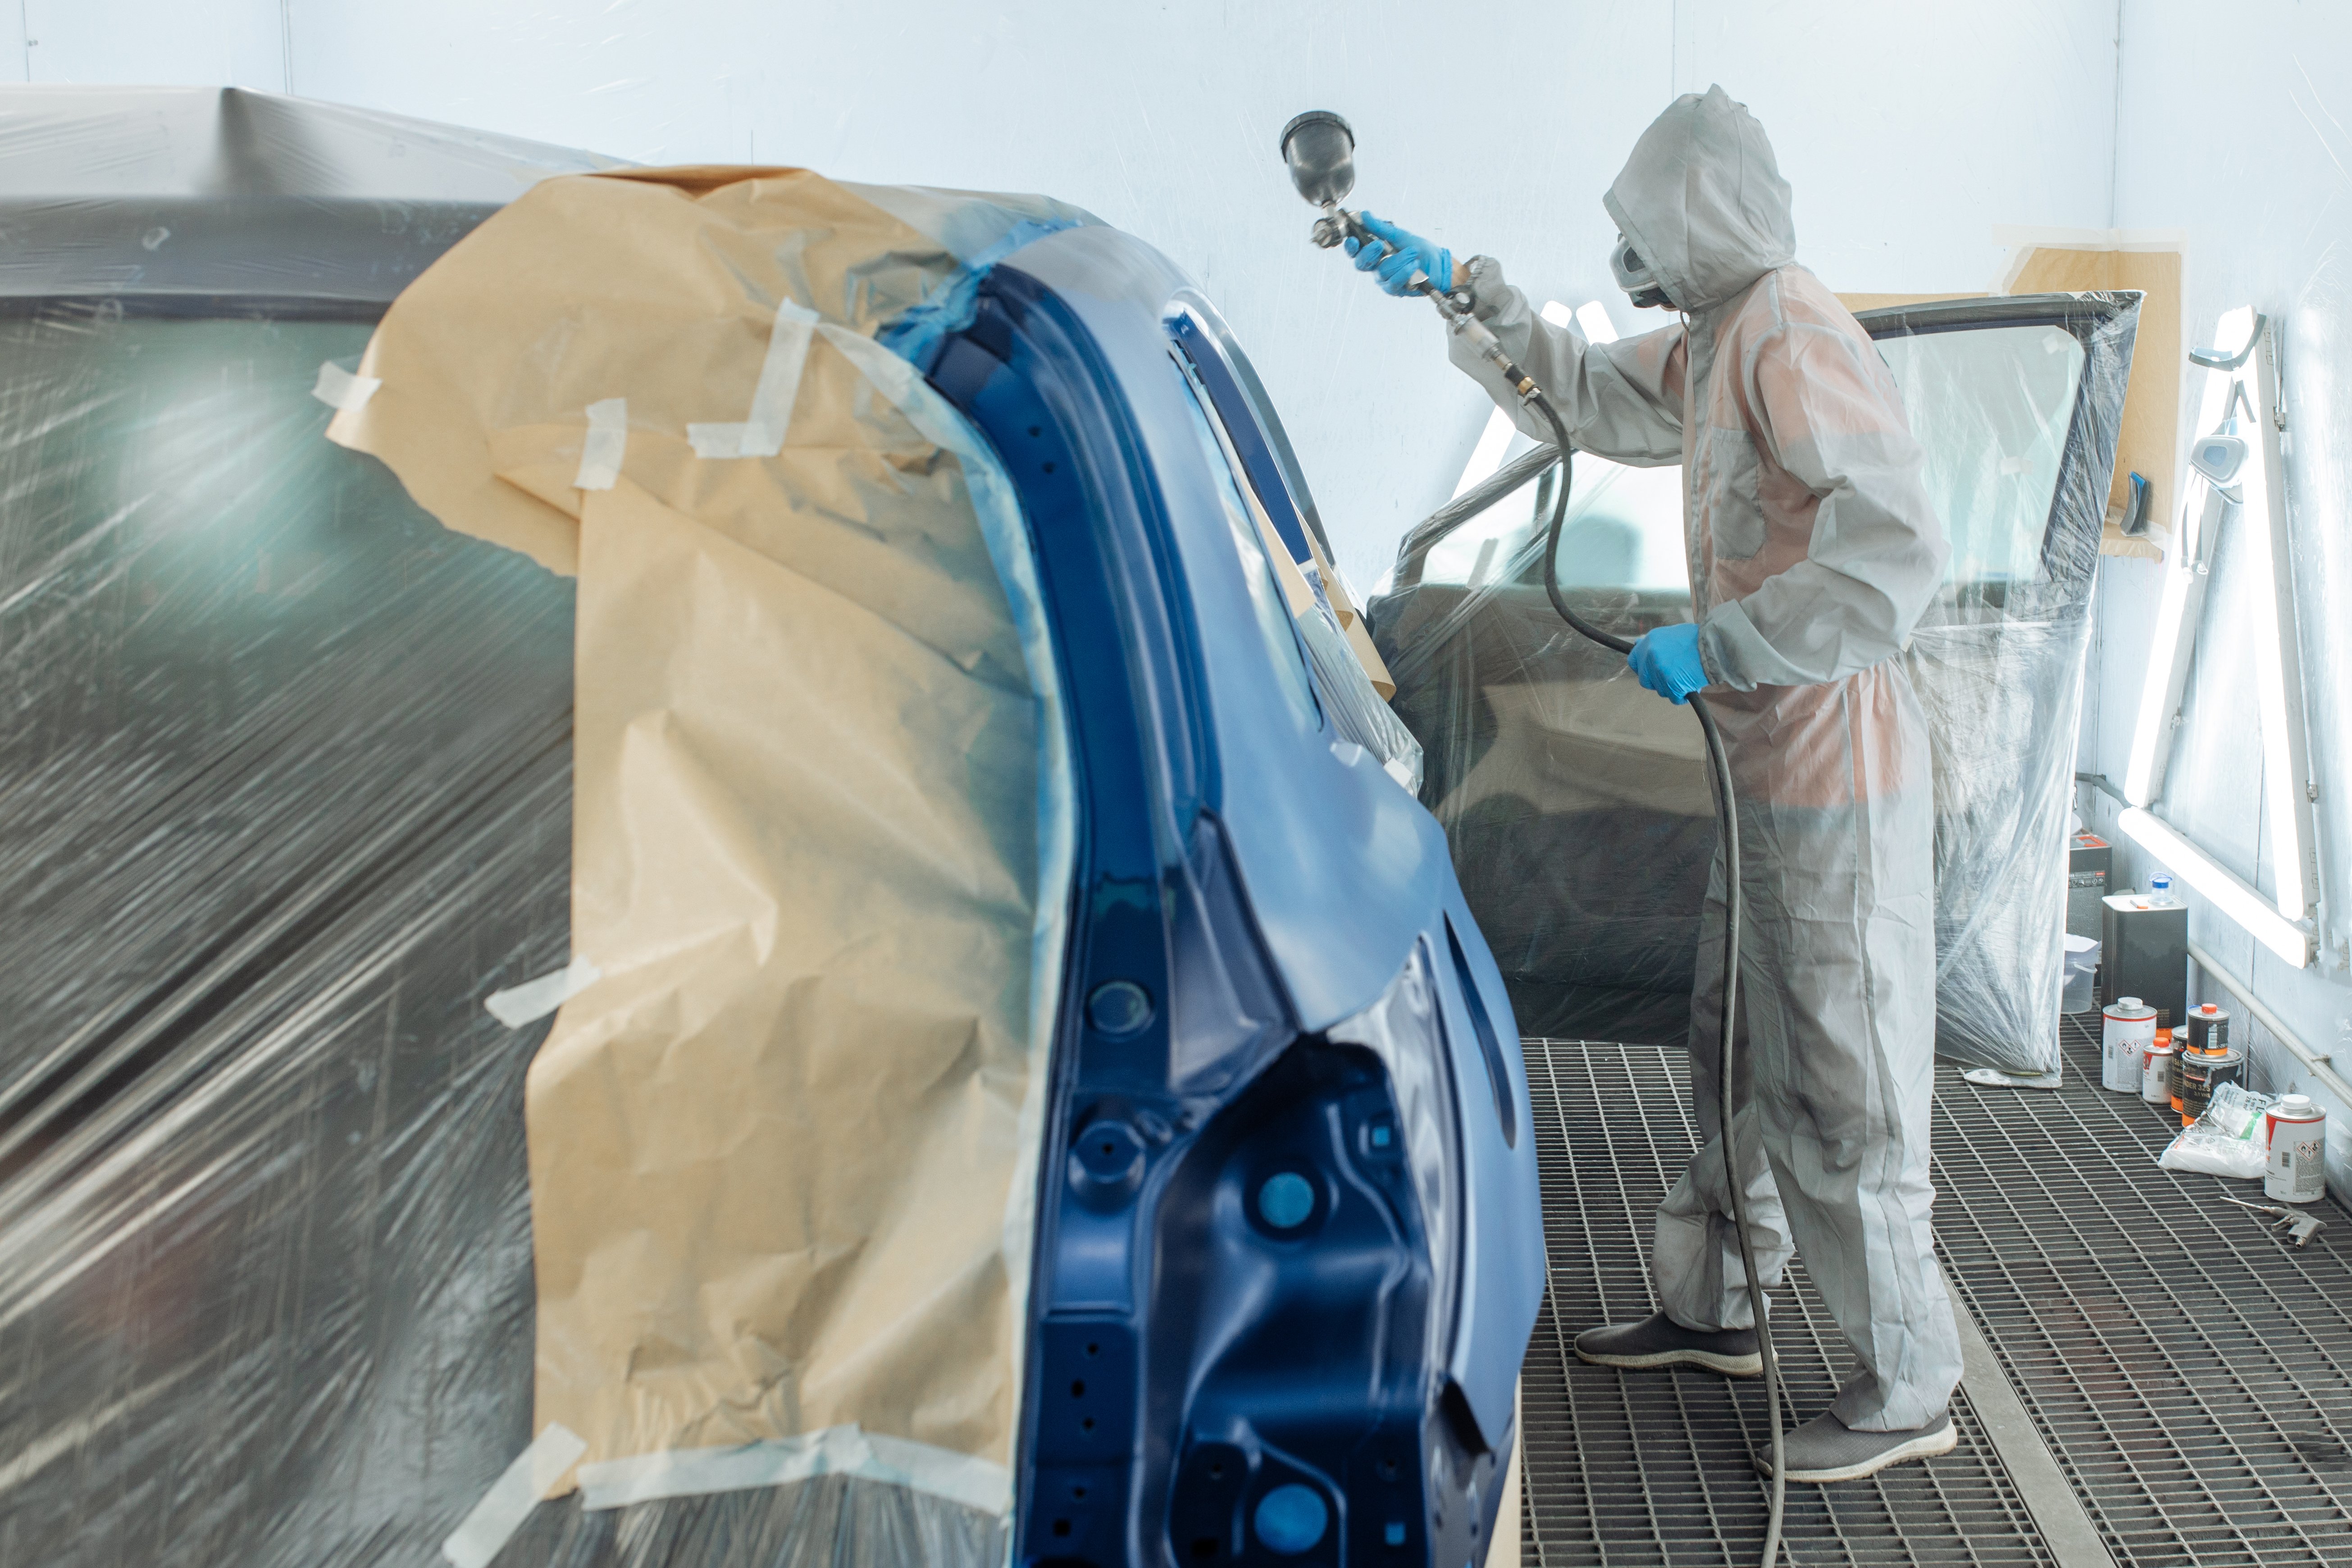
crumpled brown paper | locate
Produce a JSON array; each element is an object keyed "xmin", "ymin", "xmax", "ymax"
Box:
[{"xmin": 327, "ymin": 166, "xmax": 1071, "ymax": 1489}]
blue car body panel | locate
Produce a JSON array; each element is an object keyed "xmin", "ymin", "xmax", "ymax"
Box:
[{"xmin": 918, "ymin": 223, "xmax": 1543, "ymax": 1568}]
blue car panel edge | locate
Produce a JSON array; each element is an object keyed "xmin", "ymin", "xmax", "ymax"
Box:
[{"xmin": 924, "ymin": 223, "xmax": 1543, "ymax": 1568}]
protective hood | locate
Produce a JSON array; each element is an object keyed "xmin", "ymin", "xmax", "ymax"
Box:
[{"xmin": 1602, "ymin": 85, "xmax": 1795, "ymax": 314}]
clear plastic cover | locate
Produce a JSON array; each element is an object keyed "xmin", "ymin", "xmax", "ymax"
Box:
[
  {"xmin": 1371, "ymin": 293, "xmax": 2138, "ymax": 1073},
  {"xmin": 0, "ymin": 89, "xmax": 1086, "ymax": 1568}
]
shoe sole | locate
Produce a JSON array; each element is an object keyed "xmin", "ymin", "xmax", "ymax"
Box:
[
  {"xmin": 1756, "ymin": 1421, "xmax": 1959, "ymax": 1483},
  {"xmin": 1574, "ymin": 1344, "xmax": 1763, "ymax": 1377}
]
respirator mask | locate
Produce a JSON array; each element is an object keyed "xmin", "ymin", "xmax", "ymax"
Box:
[{"xmin": 1609, "ymin": 232, "xmax": 1673, "ymax": 309}]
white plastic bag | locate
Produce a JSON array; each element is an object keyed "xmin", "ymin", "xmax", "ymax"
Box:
[
  {"xmin": 2158, "ymin": 1082, "xmax": 2277, "ymax": 1180},
  {"xmin": 2061, "ymin": 934, "xmax": 2100, "ymax": 1014},
  {"xmin": 2204, "ymin": 1081, "xmax": 2274, "ymax": 1141}
]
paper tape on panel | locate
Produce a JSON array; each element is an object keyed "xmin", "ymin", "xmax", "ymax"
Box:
[
  {"xmin": 688, "ymin": 300, "xmax": 820, "ymax": 459},
  {"xmin": 484, "ymin": 955, "xmax": 601, "ymax": 1028},
  {"xmin": 441, "ymin": 1423, "xmax": 587, "ymax": 1568},
  {"xmin": 576, "ymin": 398, "xmax": 627, "ymax": 490},
  {"xmin": 573, "ymin": 1424, "xmax": 1012, "ymax": 1518},
  {"xmin": 311, "ymin": 360, "xmax": 381, "ymax": 412}
]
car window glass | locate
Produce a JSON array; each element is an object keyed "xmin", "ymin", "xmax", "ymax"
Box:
[
  {"xmin": 1162, "ymin": 301, "xmax": 1336, "ymax": 564},
  {"xmin": 1419, "ymin": 451, "xmax": 1690, "ymax": 606},
  {"xmin": 1169, "ymin": 354, "xmax": 1320, "ymax": 727},
  {"xmin": 1875, "ymin": 323, "xmax": 2085, "ymax": 587}
]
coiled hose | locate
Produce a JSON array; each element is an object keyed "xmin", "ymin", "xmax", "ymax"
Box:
[
  {"xmin": 1523, "ymin": 395, "xmax": 1788, "ymax": 1568},
  {"xmin": 1363, "ymin": 253, "xmax": 1787, "ymax": 1564}
]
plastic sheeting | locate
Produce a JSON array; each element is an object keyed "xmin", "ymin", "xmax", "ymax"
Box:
[
  {"xmin": 0, "ymin": 89, "xmax": 1073, "ymax": 1568},
  {"xmin": 328, "ymin": 161, "xmax": 1081, "ymax": 1510},
  {"xmin": 1372, "ymin": 292, "xmax": 2137, "ymax": 1074},
  {"xmin": 0, "ymin": 86, "xmax": 619, "ymax": 303}
]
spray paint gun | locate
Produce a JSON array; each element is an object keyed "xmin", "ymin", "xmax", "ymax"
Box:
[{"xmin": 1277, "ymin": 111, "xmax": 1541, "ymax": 409}]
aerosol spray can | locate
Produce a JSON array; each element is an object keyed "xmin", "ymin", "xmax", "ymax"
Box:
[
  {"xmin": 2102, "ymin": 998, "xmax": 2157, "ymax": 1094},
  {"xmin": 2142, "ymin": 1031, "xmax": 2177, "ymax": 1105},
  {"xmin": 2265, "ymin": 1095, "xmax": 2328, "ymax": 1204}
]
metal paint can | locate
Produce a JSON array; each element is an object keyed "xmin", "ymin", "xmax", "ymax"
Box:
[
  {"xmin": 2180, "ymin": 1045, "xmax": 2245, "ymax": 1125},
  {"xmin": 2142, "ymin": 1035, "xmax": 2177, "ymax": 1104},
  {"xmin": 2102, "ymin": 998, "xmax": 2158, "ymax": 1093},
  {"xmin": 2265, "ymin": 1095, "xmax": 2328, "ymax": 1204},
  {"xmin": 2178, "ymin": 1004, "xmax": 2229, "ymax": 1115}
]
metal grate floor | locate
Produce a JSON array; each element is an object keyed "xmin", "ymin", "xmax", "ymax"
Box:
[
  {"xmin": 1931, "ymin": 1015, "xmax": 2352, "ymax": 1565},
  {"xmin": 1521, "ymin": 1039, "xmax": 2056, "ymax": 1568},
  {"xmin": 1520, "ymin": 1025, "xmax": 2352, "ymax": 1568}
]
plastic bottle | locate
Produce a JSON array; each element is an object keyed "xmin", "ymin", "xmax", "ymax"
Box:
[{"xmin": 2150, "ymin": 874, "xmax": 2178, "ymax": 906}]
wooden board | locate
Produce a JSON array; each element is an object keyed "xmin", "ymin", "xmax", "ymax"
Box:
[{"xmin": 2001, "ymin": 246, "xmax": 2183, "ymax": 558}]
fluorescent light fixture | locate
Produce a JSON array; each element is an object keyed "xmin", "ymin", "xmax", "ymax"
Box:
[
  {"xmin": 2124, "ymin": 307, "xmax": 2250, "ymax": 806},
  {"xmin": 1448, "ymin": 300, "xmax": 1609, "ymax": 500},
  {"xmin": 2241, "ymin": 332, "xmax": 2310, "ymax": 921},
  {"xmin": 2123, "ymin": 559, "xmax": 2192, "ymax": 805},
  {"xmin": 2118, "ymin": 805, "xmax": 2312, "ymax": 967}
]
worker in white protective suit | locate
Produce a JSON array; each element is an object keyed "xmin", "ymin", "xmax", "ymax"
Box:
[{"xmin": 1345, "ymin": 85, "xmax": 1962, "ymax": 1483}]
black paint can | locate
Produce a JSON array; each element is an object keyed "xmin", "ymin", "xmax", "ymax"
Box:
[{"xmin": 2180, "ymin": 1045, "xmax": 2245, "ymax": 1125}]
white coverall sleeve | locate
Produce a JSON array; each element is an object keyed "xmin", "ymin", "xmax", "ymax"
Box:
[
  {"xmin": 1446, "ymin": 256, "xmax": 1685, "ymax": 467},
  {"xmin": 1696, "ymin": 322, "xmax": 1949, "ymax": 691}
]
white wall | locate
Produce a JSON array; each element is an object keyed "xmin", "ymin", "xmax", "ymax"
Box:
[
  {"xmin": 5, "ymin": 0, "xmax": 2120, "ymax": 593},
  {"xmin": 17, "ymin": 0, "xmax": 2352, "ymax": 1172},
  {"xmin": 2080, "ymin": 0, "xmax": 2352, "ymax": 1192}
]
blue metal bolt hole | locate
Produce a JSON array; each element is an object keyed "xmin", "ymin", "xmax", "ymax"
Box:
[
  {"xmin": 1256, "ymin": 1171, "xmax": 1315, "ymax": 1230},
  {"xmin": 1254, "ymin": 1484, "xmax": 1328, "ymax": 1554}
]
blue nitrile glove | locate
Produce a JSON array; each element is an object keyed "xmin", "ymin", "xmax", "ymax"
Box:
[
  {"xmin": 1627, "ymin": 623, "xmax": 1709, "ymax": 704},
  {"xmin": 1344, "ymin": 211, "xmax": 1452, "ymax": 298}
]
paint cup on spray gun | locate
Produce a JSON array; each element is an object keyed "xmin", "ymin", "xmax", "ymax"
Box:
[
  {"xmin": 2101, "ymin": 998, "xmax": 2157, "ymax": 1094},
  {"xmin": 2265, "ymin": 1095, "xmax": 2328, "ymax": 1204}
]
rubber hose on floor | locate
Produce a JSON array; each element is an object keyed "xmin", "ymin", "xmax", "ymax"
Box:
[{"xmin": 1531, "ymin": 406, "xmax": 1788, "ymax": 1568}]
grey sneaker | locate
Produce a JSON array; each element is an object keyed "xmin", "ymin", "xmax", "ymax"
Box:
[
  {"xmin": 1754, "ymin": 1408, "xmax": 1956, "ymax": 1483},
  {"xmin": 1573, "ymin": 1311, "xmax": 1762, "ymax": 1377}
]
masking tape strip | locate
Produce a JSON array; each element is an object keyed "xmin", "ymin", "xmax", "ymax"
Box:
[
  {"xmin": 484, "ymin": 955, "xmax": 601, "ymax": 1028},
  {"xmin": 576, "ymin": 398, "xmax": 627, "ymax": 490},
  {"xmin": 311, "ymin": 360, "xmax": 381, "ymax": 412},
  {"xmin": 574, "ymin": 1425, "xmax": 1011, "ymax": 1518},
  {"xmin": 816, "ymin": 319, "xmax": 1078, "ymax": 1466},
  {"xmin": 441, "ymin": 1423, "xmax": 587, "ymax": 1568},
  {"xmin": 688, "ymin": 299, "xmax": 820, "ymax": 459}
]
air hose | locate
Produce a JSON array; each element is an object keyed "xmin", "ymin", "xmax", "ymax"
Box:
[{"xmin": 1417, "ymin": 277, "xmax": 1789, "ymax": 1568}]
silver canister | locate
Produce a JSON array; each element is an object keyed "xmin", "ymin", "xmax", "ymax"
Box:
[
  {"xmin": 2102, "ymin": 997, "xmax": 2157, "ymax": 1094},
  {"xmin": 2142, "ymin": 1036, "xmax": 2177, "ymax": 1104},
  {"xmin": 2265, "ymin": 1095, "xmax": 2329, "ymax": 1204}
]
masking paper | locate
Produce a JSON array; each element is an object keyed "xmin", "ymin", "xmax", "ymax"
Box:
[{"xmin": 328, "ymin": 166, "xmax": 1080, "ymax": 1491}]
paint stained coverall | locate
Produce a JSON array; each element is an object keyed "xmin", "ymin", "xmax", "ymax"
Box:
[{"xmin": 1445, "ymin": 86, "xmax": 1963, "ymax": 1430}]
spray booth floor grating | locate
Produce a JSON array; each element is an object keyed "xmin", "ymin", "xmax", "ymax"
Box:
[{"xmin": 1519, "ymin": 1021, "xmax": 2352, "ymax": 1568}]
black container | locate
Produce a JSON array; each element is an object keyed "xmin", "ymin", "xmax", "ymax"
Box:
[
  {"xmin": 2100, "ymin": 893, "xmax": 2187, "ymax": 1026},
  {"xmin": 2069, "ymin": 831, "xmax": 2112, "ymax": 940},
  {"xmin": 2180, "ymin": 1045, "xmax": 2245, "ymax": 1124}
]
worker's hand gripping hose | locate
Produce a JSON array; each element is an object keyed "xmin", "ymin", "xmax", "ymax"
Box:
[{"xmin": 1423, "ymin": 275, "xmax": 1790, "ymax": 1568}]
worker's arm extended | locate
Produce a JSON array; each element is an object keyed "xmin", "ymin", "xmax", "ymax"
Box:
[
  {"xmin": 1448, "ymin": 255, "xmax": 1686, "ymax": 467},
  {"xmin": 1696, "ymin": 320, "xmax": 1949, "ymax": 691}
]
